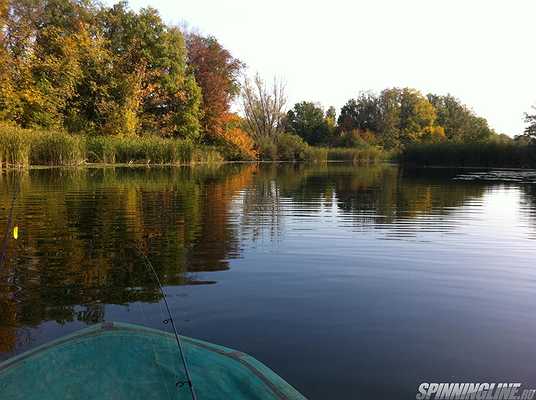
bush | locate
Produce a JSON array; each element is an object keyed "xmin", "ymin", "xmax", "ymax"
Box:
[
  {"xmin": 276, "ymin": 133, "xmax": 309, "ymax": 161},
  {"xmin": 256, "ymin": 136, "xmax": 278, "ymax": 161}
]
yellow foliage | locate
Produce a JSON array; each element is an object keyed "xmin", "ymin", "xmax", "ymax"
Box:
[{"xmin": 422, "ymin": 125, "xmax": 446, "ymax": 143}]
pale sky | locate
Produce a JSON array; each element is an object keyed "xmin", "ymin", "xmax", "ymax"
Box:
[{"xmin": 109, "ymin": 0, "xmax": 536, "ymax": 136}]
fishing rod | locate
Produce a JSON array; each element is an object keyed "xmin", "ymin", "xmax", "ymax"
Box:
[
  {"xmin": 0, "ymin": 182, "xmax": 19, "ymax": 269},
  {"xmin": 137, "ymin": 249, "xmax": 197, "ymax": 400}
]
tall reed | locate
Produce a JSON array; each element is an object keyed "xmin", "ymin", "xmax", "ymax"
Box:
[
  {"xmin": 325, "ymin": 147, "xmax": 385, "ymax": 164},
  {"xmin": 400, "ymin": 142, "xmax": 536, "ymax": 168},
  {"xmin": 1, "ymin": 124, "xmax": 224, "ymax": 168},
  {"xmin": 0, "ymin": 124, "xmax": 31, "ymax": 168},
  {"xmin": 86, "ymin": 135, "xmax": 223, "ymax": 165}
]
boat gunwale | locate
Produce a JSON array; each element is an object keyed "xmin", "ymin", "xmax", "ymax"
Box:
[{"xmin": 0, "ymin": 322, "xmax": 305, "ymax": 400}]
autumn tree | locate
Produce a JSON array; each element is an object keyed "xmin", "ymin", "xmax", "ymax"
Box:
[
  {"xmin": 427, "ymin": 94, "xmax": 493, "ymax": 143},
  {"xmin": 218, "ymin": 113, "xmax": 257, "ymax": 160},
  {"xmin": 338, "ymin": 88, "xmax": 445, "ymax": 149},
  {"xmin": 97, "ymin": 3, "xmax": 202, "ymax": 138},
  {"xmin": 186, "ymin": 33, "xmax": 243, "ymax": 140},
  {"xmin": 241, "ymin": 74, "xmax": 286, "ymax": 140},
  {"xmin": 397, "ymin": 88, "xmax": 444, "ymax": 145},
  {"xmin": 0, "ymin": 0, "xmax": 90, "ymax": 128},
  {"xmin": 0, "ymin": 0, "xmax": 203, "ymax": 139}
]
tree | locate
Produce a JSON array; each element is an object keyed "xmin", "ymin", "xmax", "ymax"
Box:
[
  {"xmin": 286, "ymin": 101, "xmax": 329, "ymax": 145},
  {"xmin": 338, "ymin": 92, "xmax": 381, "ymax": 134},
  {"xmin": 397, "ymin": 88, "xmax": 444, "ymax": 145},
  {"xmin": 186, "ymin": 33, "xmax": 243, "ymax": 140},
  {"xmin": 524, "ymin": 106, "xmax": 536, "ymax": 138},
  {"xmin": 427, "ymin": 94, "xmax": 493, "ymax": 143},
  {"xmin": 241, "ymin": 74, "xmax": 286, "ymax": 140},
  {"xmin": 338, "ymin": 88, "xmax": 444, "ymax": 149},
  {"xmin": 0, "ymin": 0, "xmax": 204, "ymax": 139},
  {"xmin": 0, "ymin": 0, "xmax": 90, "ymax": 128},
  {"xmin": 97, "ymin": 3, "xmax": 202, "ymax": 138},
  {"xmin": 377, "ymin": 88, "xmax": 401, "ymax": 149}
]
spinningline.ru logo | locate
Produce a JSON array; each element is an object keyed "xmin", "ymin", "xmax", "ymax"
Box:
[{"xmin": 416, "ymin": 383, "xmax": 536, "ymax": 400}]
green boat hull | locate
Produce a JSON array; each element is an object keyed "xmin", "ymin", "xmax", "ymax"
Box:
[{"xmin": 0, "ymin": 322, "xmax": 306, "ymax": 400}]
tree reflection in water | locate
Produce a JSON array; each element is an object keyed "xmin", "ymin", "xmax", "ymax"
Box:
[{"xmin": 0, "ymin": 164, "xmax": 493, "ymax": 353}]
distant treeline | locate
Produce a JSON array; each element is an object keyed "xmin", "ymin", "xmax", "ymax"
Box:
[
  {"xmin": 1, "ymin": 0, "xmax": 535, "ymax": 167},
  {"xmin": 284, "ymin": 90, "xmax": 511, "ymax": 150}
]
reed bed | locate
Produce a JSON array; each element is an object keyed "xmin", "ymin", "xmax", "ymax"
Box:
[
  {"xmin": 325, "ymin": 147, "xmax": 385, "ymax": 164},
  {"xmin": 0, "ymin": 124, "xmax": 224, "ymax": 168},
  {"xmin": 400, "ymin": 142, "xmax": 536, "ymax": 168}
]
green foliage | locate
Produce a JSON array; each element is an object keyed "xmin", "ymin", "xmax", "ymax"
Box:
[
  {"xmin": 0, "ymin": 123, "xmax": 84, "ymax": 167},
  {"xmin": 275, "ymin": 133, "xmax": 309, "ymax": 161},
  {"xmin": 256, "ymin": 136, "xmax": 278, "ymax": 161},
  {"xmin": 427, "ymin": 94, "xmax": 494, "ymax": 142},
  {"xmin": 333, "ymin": 129, "xmax": 376, "ymax": 148},
  {"xmin": 400, "ymin": 142, "xmax": 536, "ymax": 168},
  {"xmin": 0, "ymin": 123, "xmax": 31, "ymax": 167},
  {"xmin": 285, "ymin": 102, "xmax": 333, "ymax": 145},
  {"xmin": 0, "ymin": 0, "xmax": 203, "ymax": 139},
  {"xmin": 30, "ymin": 130, "xmax": 86, "ymax": 165},
  {"xmin": 85, "ymin": 136, "xmax": 222, "ymax": 164},
  {"xmin": 524, "ymin": 106, "xmax": 536, "ymax": 139},
  {"xmin": 325, "ymin": 147, "xmax": 384, "ymax": 164},
  {"xmin": 338, "ymin": 92, "xmax": 381, "ymax": 133},
  {"xmin": 255, "ymin": 132, "xmax": 385, "ymax": 164},
  {"xmin": 337, "ymin": 88, "xmax": 497, "ymax": 150}
]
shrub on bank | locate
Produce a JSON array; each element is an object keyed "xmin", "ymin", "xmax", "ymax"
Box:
[{"xmin": 276, "ymin": 133, "xmax": 309, "ymax": 161}]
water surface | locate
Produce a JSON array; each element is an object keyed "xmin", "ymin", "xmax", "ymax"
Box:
[{"xmin": 1, "ymin": 164, "xmax": 536, "ymax": 399}]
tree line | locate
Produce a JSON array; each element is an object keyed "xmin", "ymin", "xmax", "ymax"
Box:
[
  {"xmin": 0, "ymin": 0, "xmax": 254, "ymax": 151},
  {"xmin": 282, "ymin": 90, "xmax": 513, "ymax": 150},
  {"xmin": 0, "ymin": 0, "xmax": 534, "ymax": 161}
]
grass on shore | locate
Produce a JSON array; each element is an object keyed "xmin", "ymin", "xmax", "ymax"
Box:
[
  {"xmin": 0, "ymin": 124, "xmax": 223, "ymax": 168},
  {"xmin": 325, "ymin": 147, "xmax": 385, "ymax": 164},
  {"xmin": 1, "ymin": 124, "xmax": 386, "ymax": 168},
  {"xmin": 256, "ymin": 133, "xmax": 386, "ymax": 164},
  {"xmin": 400, "ymin": 142, "xmax": 536, "ymax": 168}
]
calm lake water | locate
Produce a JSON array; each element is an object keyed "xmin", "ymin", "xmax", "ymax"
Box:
[{"xmin": 1, "ymin": 163, "xmax": 536, "ymax": 399}]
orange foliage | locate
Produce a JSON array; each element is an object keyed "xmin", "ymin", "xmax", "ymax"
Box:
[{"xmin": 219, "ymin": 113, "xmax": 257, "ymax": 160}]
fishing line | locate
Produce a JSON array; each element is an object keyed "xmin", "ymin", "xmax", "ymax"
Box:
[{"xmin": 137, "ymin": 248, "xmax": 197, "ymax": 400}]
